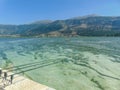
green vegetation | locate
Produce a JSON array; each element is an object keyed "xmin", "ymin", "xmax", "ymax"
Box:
[{"xmin": 1, "ymin": 16, "xmax": 120, "ymax": 37}]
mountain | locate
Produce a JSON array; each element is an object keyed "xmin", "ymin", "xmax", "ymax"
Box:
[
  {"xmin": 0, "ymin": 16, "xmax": 120, "ymax": 37},
  {"xmin": 30, "ymin": 20, "xmax": 53, "ymax": 24}
]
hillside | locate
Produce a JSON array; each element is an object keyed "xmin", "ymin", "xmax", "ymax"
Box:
[{"xmin": 0, "ymin": 16, "xmax": 120, "ymax": 37}]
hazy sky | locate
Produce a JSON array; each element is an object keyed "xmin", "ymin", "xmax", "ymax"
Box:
[{"xmin": 0, "ymin": 0, "xmax": 120, "ymax": 24}]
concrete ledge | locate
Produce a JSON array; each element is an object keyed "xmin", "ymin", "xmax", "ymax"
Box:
[{"xmin": 0, "ymin": 70, "xmax": 55, "ymax": 90}]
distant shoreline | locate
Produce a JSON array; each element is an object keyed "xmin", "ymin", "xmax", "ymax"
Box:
[{"xmin": 0, "ymin": 35, "xmax": 120, "ymax": 38}]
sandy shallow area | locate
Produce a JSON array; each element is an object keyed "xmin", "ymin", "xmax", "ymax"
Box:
[{"xmin": 0, "ymin": 37, "xmax": 120, "ymax": 90}]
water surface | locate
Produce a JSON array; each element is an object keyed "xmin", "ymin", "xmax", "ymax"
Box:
[{"xmin": 0, "ymin": 37, "xmax": 120, "ymax": 90}]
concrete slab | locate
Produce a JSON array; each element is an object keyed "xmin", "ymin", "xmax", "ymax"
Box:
[{"xmin": 0, "ymin": 70, "xmax": 55, "ymax": 90}]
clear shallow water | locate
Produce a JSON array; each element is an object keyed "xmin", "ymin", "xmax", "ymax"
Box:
[{"xmin": 0, "ymin": 37, "xmax": 120, "ymax": 90}]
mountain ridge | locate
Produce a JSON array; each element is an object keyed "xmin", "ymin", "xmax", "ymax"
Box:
[{"xmin": 0, "ymin": 15, "xmax": 120, "ymax": 37}]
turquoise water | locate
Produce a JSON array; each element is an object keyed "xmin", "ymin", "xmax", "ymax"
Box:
[{"xmin": 0, "ymin": 37, "xmax": 120, "ymax": 90}]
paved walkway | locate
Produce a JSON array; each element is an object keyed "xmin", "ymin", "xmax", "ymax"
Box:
[{"xmin": 0, "ymin": 70, "xmax": 55, "ymax": 90}]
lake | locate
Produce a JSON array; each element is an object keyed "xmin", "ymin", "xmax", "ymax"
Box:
[{"xmin": 0, "ymin": 37, "xmax": 120, "ymax": 90}]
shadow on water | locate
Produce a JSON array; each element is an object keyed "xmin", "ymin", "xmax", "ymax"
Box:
[
  {"xmin": 1, "ymin": 59, "xmax": 60, "ymax": 77},
  {"xmin": 4, "ymin": 56, "xmax": 120, "ymax": 81},
  {"xmin": 7, "ymin": 60, "xmax": 57, "ymax": 72},
  {"xmin": 12, "ymin": 61, "xmax": 60, "ymax": 76},
  {"xmin": 5, "ymin": 58, "xmax": 58, "ymax": 70},
  {"xmin": 0, "ymin": 60, "xmax": 60, "ymax": 88}
]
